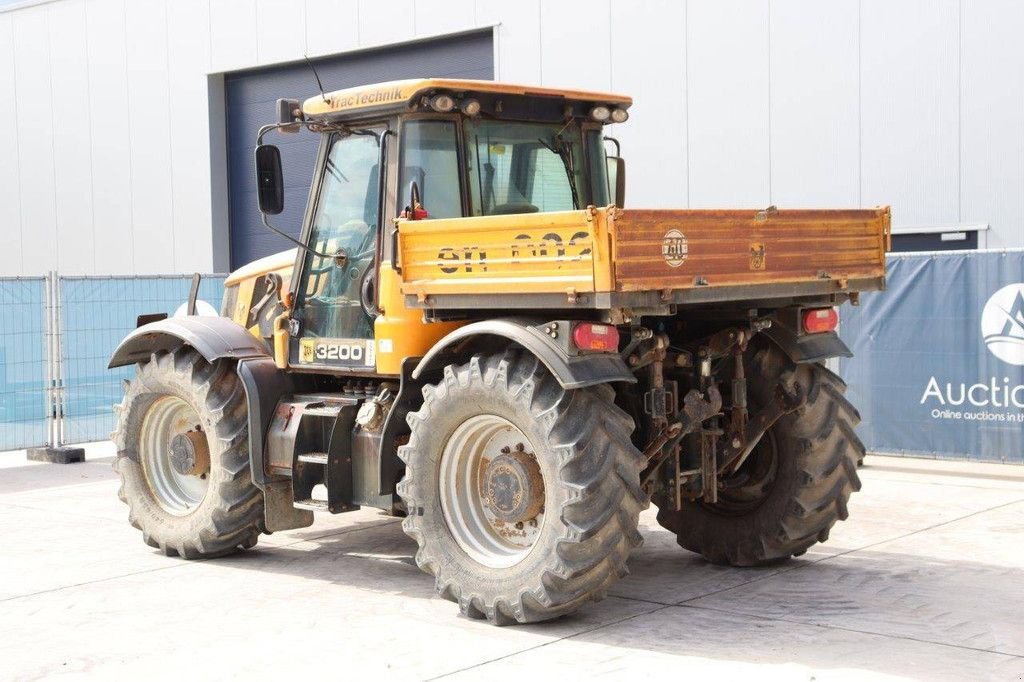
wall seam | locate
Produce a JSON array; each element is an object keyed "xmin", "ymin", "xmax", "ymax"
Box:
[
  {"xmin": 684, "ymin": 0, "xmax": 690, "ymax": 207},
  {"xmin": 957, "ymin": 0, "xmax": 963, "ymax": 224},
  {"xmin": 44, "ymin": 6, "xmax": 59, "ymax": 272},
  {"xmin": 857, "ymin": 0, "xmax": 862, "ymax": 208},
  {"xmin": 121, "ymin": 0, "xmax": 136, "ymax": 272},
  {"xmin": 767, "ymin": 0, "xmax": 772, "ymax": 204},
  {"xmin": 164, "ymin": 0, "xmax": 176, "ymax": 271},
  {"xmin": 80, "ymin": 0, "xmax": 97, "ymax": 274},
  {"xmin": 7, "ymin": 15, "xmax": 25, "ymax": 273}
]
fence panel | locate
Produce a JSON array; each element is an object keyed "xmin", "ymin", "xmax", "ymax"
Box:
[
  {"xmin": 59, "ymin": 276, "xmax": 226, "ymax": 445},
  {"xmin": 840, "ymin": 249, "xmax": 1024, "ymax": 463},
  {"xmin": 0, "ymin": 278, "xmax": 49, "ymax": 451}
]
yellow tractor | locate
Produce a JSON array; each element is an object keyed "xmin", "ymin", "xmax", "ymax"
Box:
[{"xmin": 110, "ymin": 79, "xmax": 889, "ymax": 625}]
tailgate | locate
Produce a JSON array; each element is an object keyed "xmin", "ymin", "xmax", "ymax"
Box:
[{"xmin": 610, "ymin": 207, "xmax": 890, "ymax": 292}]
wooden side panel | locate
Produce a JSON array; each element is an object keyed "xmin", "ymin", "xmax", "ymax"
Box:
[
  {"xmin": 397, "ymin": 209, "xmax": 600, "ymax": 296},
  {"xmin": 610, "ymin": 207, "xmax": 890, "ymax": 292}
]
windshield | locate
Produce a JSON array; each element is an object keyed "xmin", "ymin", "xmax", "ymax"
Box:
[{"xmin": 464, "ymin": 120, "xmax": 606, "ymax": 216}]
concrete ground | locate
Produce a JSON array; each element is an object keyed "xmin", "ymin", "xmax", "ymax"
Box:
[{"xmin": 1, "ymin": 444, "xmax": 1022, "ymax": 681}]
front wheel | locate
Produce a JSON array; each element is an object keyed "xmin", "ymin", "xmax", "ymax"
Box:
[
  {"xmin": 112, "ymin": 348, "xmax": 264, "ymax": 558},
  {"xmin": 398, "ymin": 351, "xmax": 646, "ymax": 625}
]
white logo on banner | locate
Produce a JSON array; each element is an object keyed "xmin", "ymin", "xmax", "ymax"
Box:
[{"xmin": 981, "ymin": 283, "xmax": 1024, "ymax": 366}]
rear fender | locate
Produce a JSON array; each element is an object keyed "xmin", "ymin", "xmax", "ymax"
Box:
[{"xmin": 412, "ymin": 319, "xmax": 636, "ymax": 390}]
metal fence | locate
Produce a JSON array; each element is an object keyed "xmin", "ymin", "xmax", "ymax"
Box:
[
  {"xmin": 0, "ymin": 273, "xmax": 224, "ymax": 452},
  {"xmin": 0, "ymin": 278, "xmax": 49, "ymax": 450},
  {"xmin": 59, "ymin": 276, "xmax": 226, "ymax": 444}
]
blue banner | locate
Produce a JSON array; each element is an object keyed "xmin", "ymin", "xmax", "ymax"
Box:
[{"xmin": 840, "ymin": 250, "xmax": 1024, "ymax": 463}]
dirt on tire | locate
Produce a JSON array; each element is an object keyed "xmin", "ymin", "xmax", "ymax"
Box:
[
  {"xmin": 112, "ymin": 348, "xmax": 264, "ymax": 558},
  {"xmin": 397, "ymin": 350, "xmax": 647, "ymax": 625},
  {"xmin": 656, "ymin": 345, "xmax": 864, "ymax": 566}
]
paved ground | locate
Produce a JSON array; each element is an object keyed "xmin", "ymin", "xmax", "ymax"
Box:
[{"xmin": 1, "ymin": 444, "xmax": 1023, "ymax": 681}]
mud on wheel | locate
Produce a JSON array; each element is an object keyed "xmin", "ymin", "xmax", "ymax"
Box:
[
  {"xmin": 656, "ymin": 344, "xmax": 864, "ymax": 566},
  {"xmin": 398, "ymin": 350, "xmax": 646, "ymax": 625},
  {"xmin": 112, "ymin": 348, "xmax": 264, "ymax": 558}
]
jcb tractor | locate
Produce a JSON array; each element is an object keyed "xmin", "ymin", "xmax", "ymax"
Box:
[{"xmin": 109, "ymin": 79, "xmax": 889, "ymax": 625}]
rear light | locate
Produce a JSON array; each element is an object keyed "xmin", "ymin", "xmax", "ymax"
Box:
[
  {"xmin": 572, "ymin": 323, "xmax": 620, "ymax": 352},
  {"xmin": 802, "ymin": 307, "xmax": 839, "ymax": 334}
]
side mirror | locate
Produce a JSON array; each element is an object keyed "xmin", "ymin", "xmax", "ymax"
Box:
[
  {"xmin": 607, "ymin": 156, "xmax": 626, "ymax": 208},
  {"xmin": 255, "ymin": 144, "xmax": 284, "ymax": 215}
]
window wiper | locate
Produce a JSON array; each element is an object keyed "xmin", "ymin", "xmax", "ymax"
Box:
[{"xmin": 539, "ymin": 134, "xmax": 580, "ymax": 209}]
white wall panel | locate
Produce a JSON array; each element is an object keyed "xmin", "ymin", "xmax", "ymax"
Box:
[
  {"xmin": 12, "ymin": 8, "xmax": 57, "ymax": 274},
  {"xmin": 475, "ymin": 0, "xmax": 539, "ymax": 83},
  {"xmin": 415, "ymin": 0, "xmax": 476, "ymax": 37},
  {"xmin": 539, "ymin": 0, "xmax": 610, "ymax": 92},
  {"xmin": 358, "ymin": 0, "xmax": 414, "ymax": 47},
  {"xmin": 48, "ymin": 0, "xmax": 95, "ymax": 275},
  {"xmin": 210, "ymin": 0, "xmax": 257, "ymax": 72},
  {"xmin": 125, "ymin": 0, "xmax": 174, "ymax": 274},
  {"xmin": 256, "ymin": 0, "xmax": 305, "ymax": 65},
  {"xmin": 0, "ymin": 15, "xmax": 23, "ymax": 274},
  {"xmin": 961, "ymin": 0, "xmax": 1024, "ymax": 249},
  {"xmin": 610, "ymin": 0, "xmax": 686, "ymax": 209},
  {"xmin": 687, "ymin": 0, "xmax": 770, "ymax": 207},
  {"xmin": 305, "ymin": 0, "xmax": 358, "ymax": 57},
  {"xmin": 770, "ymin": 0, "xmax": 859, "ymax": 208},
  {"xmin": 168, "ymin": 0, "xmax": 215, "ymax": 272},
  {"xmin": 86, "ymin": 0, "xmax": 134, "ymax": 275},
  {"xmin": 861, "ymin": 0, "xmax": 959, "ymax": 227}
]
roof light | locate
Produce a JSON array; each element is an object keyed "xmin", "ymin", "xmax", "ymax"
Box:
[
  {"xmin": 802, "ymin": 307, "xmax": 839, "ymax": 334},
  {"xmin": 572, "ymin": 323, "xmax": 620, "ymax": 352},
  {"xmin": 460, "ymin": 98, "xmax": 481, "ymax": 116},
  {"xmin": 589, "ymin": 105, "xmax": 611, "ymax": 122},
  {"xmin": 610, "ymin": 107, "xmax": 629, "ymax": 123},
  {"xmin": 429, "ymin": 94, "xmax": 455, "ymax": 112}
]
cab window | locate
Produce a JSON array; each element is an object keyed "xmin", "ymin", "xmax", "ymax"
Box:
[{"xmin": 398, "ymin": 120, "xmax": 462, "ymax": 218}]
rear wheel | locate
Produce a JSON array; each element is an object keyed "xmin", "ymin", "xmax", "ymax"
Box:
[
  {"xmin": 398, "ymin": 351, "xmax": 646, "ymax": 624},
  {"xmin": 112, "ymin": 348, "xmax": 264, "ymax": 558},
  {"xmin": 656, "ymin": 346, "xmax": 863, "ymax": 566}
]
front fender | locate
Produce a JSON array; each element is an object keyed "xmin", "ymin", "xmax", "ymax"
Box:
[
  {"xmin": 108, "ymin": 316, "xmax": 270, "ymax": 369},
  {"xmin": 412, "ymin": 319, "xmax": 636, "ymax": 390}
]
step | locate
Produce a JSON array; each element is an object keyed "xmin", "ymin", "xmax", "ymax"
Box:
[
  {"xmin": 302, "ymin": 405, "xmax": 345, "ymax": 418},
  {"xmin": 297, "ymin": 452, "xmax": 328, "ymax": 465},
  {"xmin": 293, "ymin": 499, "xmax": 329, "ymax": 512}
]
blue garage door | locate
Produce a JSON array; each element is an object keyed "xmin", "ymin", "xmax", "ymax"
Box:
[{"xmin": 225, "ymin": 31, "xmax": 494, "ymax": 269}]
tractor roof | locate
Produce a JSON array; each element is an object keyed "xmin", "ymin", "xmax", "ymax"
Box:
[{"xmin": 301, "ymin": 78, "xmax": 632, "ymax": 121}]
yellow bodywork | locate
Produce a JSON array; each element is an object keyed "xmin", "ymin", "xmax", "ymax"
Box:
[
  {"xmin": 222, "ymin": 248, "xmax": 460, "ymax": 375},
  {"xmin": 302, "ymin": 78, "xmax": 631, "ymax": 120},
  {"xmin": 396, "ymin": 207, "xmax": 614, "ymax": 298}
]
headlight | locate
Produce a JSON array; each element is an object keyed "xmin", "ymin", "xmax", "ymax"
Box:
[
  {"xmin": 589, "ymin": 105, "xmax": 611, "ymax": 122},
  {"xmin": 430, "ymin": 94, "xmax": 455, "ymax": 112},
  {"xmin": 610, "ymin": 107, "xmax": 629, "ymax": 123}
]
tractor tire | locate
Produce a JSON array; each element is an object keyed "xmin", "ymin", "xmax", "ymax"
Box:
[
  {"xmin": 656, "ymin": 345, "xmax": 863, "ymax": 566},
  {"xmin": 112, "ymin": 348, "xmax": 264, "ymax": 558},
  {"xmin": 397, "ymin": 351, "xmax": 646, "ymax": 625}
]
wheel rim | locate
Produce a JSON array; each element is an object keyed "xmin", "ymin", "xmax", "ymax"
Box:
[
  {"xmin": 140, "ymin": 396, "xmax": 209, "ymax": 515},
  {"xmin": 709, "ymin": 430, "xmax": 779, "ymax": 515},
  {"xmin": 439, "ymin": 414, "xmax": 545, "ymax": 569}
]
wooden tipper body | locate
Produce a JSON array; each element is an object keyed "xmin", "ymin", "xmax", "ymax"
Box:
[{"xmin": 397, "ymin": 205, "xmax": 891, "ymax": 312}]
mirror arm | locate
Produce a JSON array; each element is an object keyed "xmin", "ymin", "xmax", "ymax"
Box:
[{"xmin": 260, "ymin": 213, "xmax": 335, "ymax": 260}]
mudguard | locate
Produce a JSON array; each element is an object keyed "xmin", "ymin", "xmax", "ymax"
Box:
[
  {"xmin": 762, "ymin": 324, "xmax": 853, "ymax": 364},
  {"xmin": 108, "ymin": 316, "xmax": 269, "ymax": 369},
  {"xmin": 412, "ymin": 319, "xmax": 636, "ymax": 390}
]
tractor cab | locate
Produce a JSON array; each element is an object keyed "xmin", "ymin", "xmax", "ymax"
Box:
[{"xmin": 252, "ymin": 79, "xmax": 629, "ymax": 376}]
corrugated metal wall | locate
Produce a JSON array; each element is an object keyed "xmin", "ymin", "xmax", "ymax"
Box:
[{"xmin": 0, "ymin": 0, "xmax": 1021, "ymax": 277}]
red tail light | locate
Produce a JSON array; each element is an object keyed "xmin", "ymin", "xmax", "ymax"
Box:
[
  {"xmin": 572, "ymin": 323, "xmax": 620, "ymax": 352},
  {"xmin": 802, "ymin": 307, "xmax": 839, "ymax": 334}
]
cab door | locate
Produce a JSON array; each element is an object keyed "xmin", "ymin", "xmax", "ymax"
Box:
[{"xmin": 290, "ymin": 129, "xmax": 383, "ymax": 370}]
